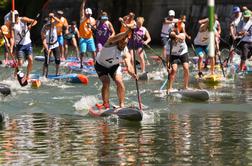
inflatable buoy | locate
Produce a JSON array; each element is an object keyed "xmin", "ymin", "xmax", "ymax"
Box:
[
  {"xmin": 77, "ymin": 74, "xmax": 89, "ymax": 85},
  {"xmin": 31, "ymin": 80, "xmax": 41, "ymax": 89}
]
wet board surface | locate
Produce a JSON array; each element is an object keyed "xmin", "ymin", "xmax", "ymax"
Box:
[
  {"xmin": 88, "ymin": 106, "xmax": 143, "ymax": 121},
  {"xmin": 154, "ymin": 89, "xmax": 210, "ymax": 101}
]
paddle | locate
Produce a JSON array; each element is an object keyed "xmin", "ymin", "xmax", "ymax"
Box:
[
  {"xmin": 10, "ymin": 0, "xmax": 29, "ymax": 86},
  {"xmin": 145, "ymin": 44, "xmax": 166, "ymax": 67},
  {"xmin": 217, "ymin": 49, "xmax": 226, "ymax": 77},
  {"xmin": 132, "ymin": 33, "xmax": 142, "ymax": 110}
]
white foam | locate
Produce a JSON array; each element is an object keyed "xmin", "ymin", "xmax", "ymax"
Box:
[{"xmin": 73, "ymin": 95, "xmax": 98, "ymax": 112}]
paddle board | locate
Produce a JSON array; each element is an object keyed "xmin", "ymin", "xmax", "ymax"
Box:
[
  {"xmin": 34, "ymin": 55, "xmax": 55, "ymax": 62},
  {"xmin": 0, "ymin": 83, "xmax": 11, "ymax": 96},
  {"xmin": 154, "ymin": 88, "xmax": 210, "ymax": 101},
  {"xmin": 67, "ymin": 62, "xmax": 96, "ymax": 75},
  {"xmin": 30, "ymin": 73, "xmax": 89, "ymax": 84},
  {"xmin": 195, "ymin": 73, "xmax": 222, "ymax": 85},
  {"xmin": 88, "ymin": 105, "xmax": 143, "ymax": 121}
]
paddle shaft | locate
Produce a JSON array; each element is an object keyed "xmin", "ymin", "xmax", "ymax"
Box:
[
  {"xmin": 145, "ymin": 44, "xmax": 166, "ymax": 67},
  {"xmin": 131, "ymin": 29, "xmax": 142, "ymax": 110}
]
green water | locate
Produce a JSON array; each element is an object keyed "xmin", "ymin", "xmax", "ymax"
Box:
[{"xmin": 0, "ymin": 48, "xmax": 252, "ymax": 165}]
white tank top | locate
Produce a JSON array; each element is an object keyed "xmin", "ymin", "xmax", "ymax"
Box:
[
  {"xmin": 230, "ymin": 14, "xmax": 242, "ymax": 35},
  {"xmin": 171, "ymin": 39, "xmax": 188, "ymax": 56},
  {"xmin": 46, "ymin": 26, "xmax": 59, "ymax": 49},
  {"xmin": 194, "ymin": 30, "xmax": 209, "ymax": 46},
  {"xmin": 96, "ymin": 45, "xmax": 128, "ymax": 68},
  {"xmin": 161, "ymin": 18, "xmax": 178, "ymax": 37},
  {"xmin": 238, "ymin": 19, "xmax": 252, "ymax": 42},
  {"xmin": 13, "ymin": 19, "xmax": 31, "ymax": 45}
]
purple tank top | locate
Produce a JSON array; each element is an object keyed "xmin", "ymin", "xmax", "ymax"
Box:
[
  {"xmin": 95, "ymin": 21, "xmax": 111, "ymax": 46},
  {"xmin": 128, "ymin": 26, "xmax": 146, "ymax": 49}
]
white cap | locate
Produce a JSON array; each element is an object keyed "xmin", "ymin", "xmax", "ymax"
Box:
[
  {"xmin": 4, "ymin": 10, "xmax": 19, "ymax": 23},
  {"xmin": 85, "ymin": 8, "xmax": 92, "ymax": 15},
  {"xmin": 168, "ymin": 10, "xmax": 175, "ymax": 16},
  {"xmin": 13, "ymin": 10, "xmax": 19, "ymax": 15}
]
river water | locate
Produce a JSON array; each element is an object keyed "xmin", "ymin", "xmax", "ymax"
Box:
[{"xmin": 0, "ymin": 48, "xmax": 252, "ymax": 165}]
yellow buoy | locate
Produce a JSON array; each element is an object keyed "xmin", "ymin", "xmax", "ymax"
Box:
[{"xmin": 31, "ymin": 79, "xmax": 41, "ymax": 89}]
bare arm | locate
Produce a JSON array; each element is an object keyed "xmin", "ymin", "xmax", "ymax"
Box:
[
  {"xmin": 143, "ymin": 29, "xmax": 151, "ymax": 45},
  {"xmin": 80, "ymin": 0, "xmax": 87, "ymax": 22},
  {"xmin": 107, "ymin": 29, "xmax": 131, "ymax": 44},
  {"xmin": 123, "ymin": 52, "xmax": 137, "ymax": 79},
  {"xmin": 199, "ymin": 18, "xmax": 208, "ymax": 25},
  {"xmin": 41, "ymin": 26, "xmax": 49, "ymax": 52},
  {"xmin": 21, "ymin": 17, "xmax": 37, "ymax": 28},
  {"xmin": 108, "ymin": 21, "xmax": 115, "ymax": 37}
]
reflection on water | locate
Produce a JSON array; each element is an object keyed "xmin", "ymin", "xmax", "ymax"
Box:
[{"xmin": 0, "ymin": 111, "xmax": 252, "ymax": 165}]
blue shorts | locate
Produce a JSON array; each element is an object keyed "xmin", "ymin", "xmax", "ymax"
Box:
[
  {"xmin": 57, "ymin": 35, "xmax": 64, "ymax": 46},
  {"xmin": 16, "ymin": 43, "xmax": 33, "ymax": 60},
  {"xmin": 195, "ymin": 45, "xmax": 209, "ymax": 57},
  {"xmin": 79, "ymin": 38, "xmax": 96, "ymax": 53}
]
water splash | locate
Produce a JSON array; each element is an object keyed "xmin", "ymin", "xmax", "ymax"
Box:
[{"xmin": 73, "ymin": 95, "xmax": 98, "ymax": 112}]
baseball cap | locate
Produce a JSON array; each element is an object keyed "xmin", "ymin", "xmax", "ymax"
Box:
[
  {"xmin": 233, "ymin": 6, "xmax": 240, "ymax": 13},
  {"xmin": 243, "ymin": 10, "xmax": 251, "ymax": 18},
  {"xmin": 101, "ymin": 16, "xmax": 108, "ymax": 20},
  {"xmin": 57, "ymin": 10, "xmax": 64, "ymax": 15},
  {"xmin": 168, "ymin": 10, "xmax": 175, "ymax": 16},
  {"xmin": 85, "ymin": 8, "xmax": 92, "ymax": 15}
]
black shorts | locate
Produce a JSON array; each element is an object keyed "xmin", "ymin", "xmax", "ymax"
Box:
[
  {"xmin": 161, "ymin": 37, "xmax": 169, "ymax": 46},
  {"xmin": 170, "ymin": 53, "xmax": 189, "ymax": 65},
  {"xmin": 44, "ymin": 47, "xmax": 61, "ymax": 66},
  {"xmin": 240, "ymin": 41, "xmax": 252, "ymax": 62},
  {"xmin": 229, "ymin": 36, "xmax": 241, "ymax": 48},
  {"xmin": 95, "ymin": 62, "xmax": 121, "ymax": 78}
]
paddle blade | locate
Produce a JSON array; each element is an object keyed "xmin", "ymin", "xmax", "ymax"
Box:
[
  {"xmin": 77, "ymin": 74, "xmax": 89, "ymax": 85},
  {"xmin": 17, "ymin": 70, "xmax": 28, "ymax": 87}
]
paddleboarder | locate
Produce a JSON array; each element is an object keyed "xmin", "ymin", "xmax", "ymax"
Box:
[
  {"xmin": 79, "ymin": 0, "xmax": 96, "ymax": 68},
  {"xmin": 167, "ymin": 21, "xmax": 190, "ymax": 93},
  {"xmin": 41, "ymin": 13, "xmax": 61, "ymax": 77},
  {"xmin": 10, "ymin": 10, "xmax": 37, "ymax": 80},
  {"xmin": 94, "ymin": 29, "xmax": 138, "ymax": 109},
  {"xmin": 236, "ymin": 9, "xmax": 252, "ymax": 72}
]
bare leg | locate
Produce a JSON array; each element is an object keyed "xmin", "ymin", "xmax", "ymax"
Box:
[
  {"xmin": 138, "ymin": 48, "xmax": 145, "ymax": 73},
  {"xmin": 198, "ymin": 56, "xmax": 203, "ymax": 73},
  {"xmin": 162, "ymin": 46, "xmax": 167, "ymax": 60},
  {"xmin": 42, "ymin": 65, "xmax": 48, "ymax": 77},
  {"xmin": 210, "ymin": 57, "xmax": 215, "ymax": 75},
  {"xmin": 72, "ymin": 38, "xmax": 79, "ymax": 58},
  {"xmin": 64, "ymin": 42, "xmax": 68, "ymax": 59},
  {"xmin": 59, "ymin": 45, "xmax": 65, "ymax": 60},
  {"xmin": 26, "ymin": 55, "xmax": 33, "ymax": 79},
  {"xmin": 129, "ymin": 49, "xmax": 134, "ymax": 67},
  {"xmin": 55, "ymin": 64, "xmax": 60, "ymax": 75},
  {"xmin": 183, "ymin": 62, "xmax": 189, "ymax": 89},
  {"xmin": 91, "ymin": 51, "xmax": 96, "ymax": 61},
  {"xmin": 167, "ymin": 64, "xmax": 177, "ymax": 92},
  {"xmin": 80, "ymin": 53, "xmax": 84, "ymax": 68},
  {"xmin": 113, "ymin": 74, "xmax": 125, "ymax": 108},
  {"xmin": 99, "ymin": 75, "xmax": 110, "ymax": 106}
]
